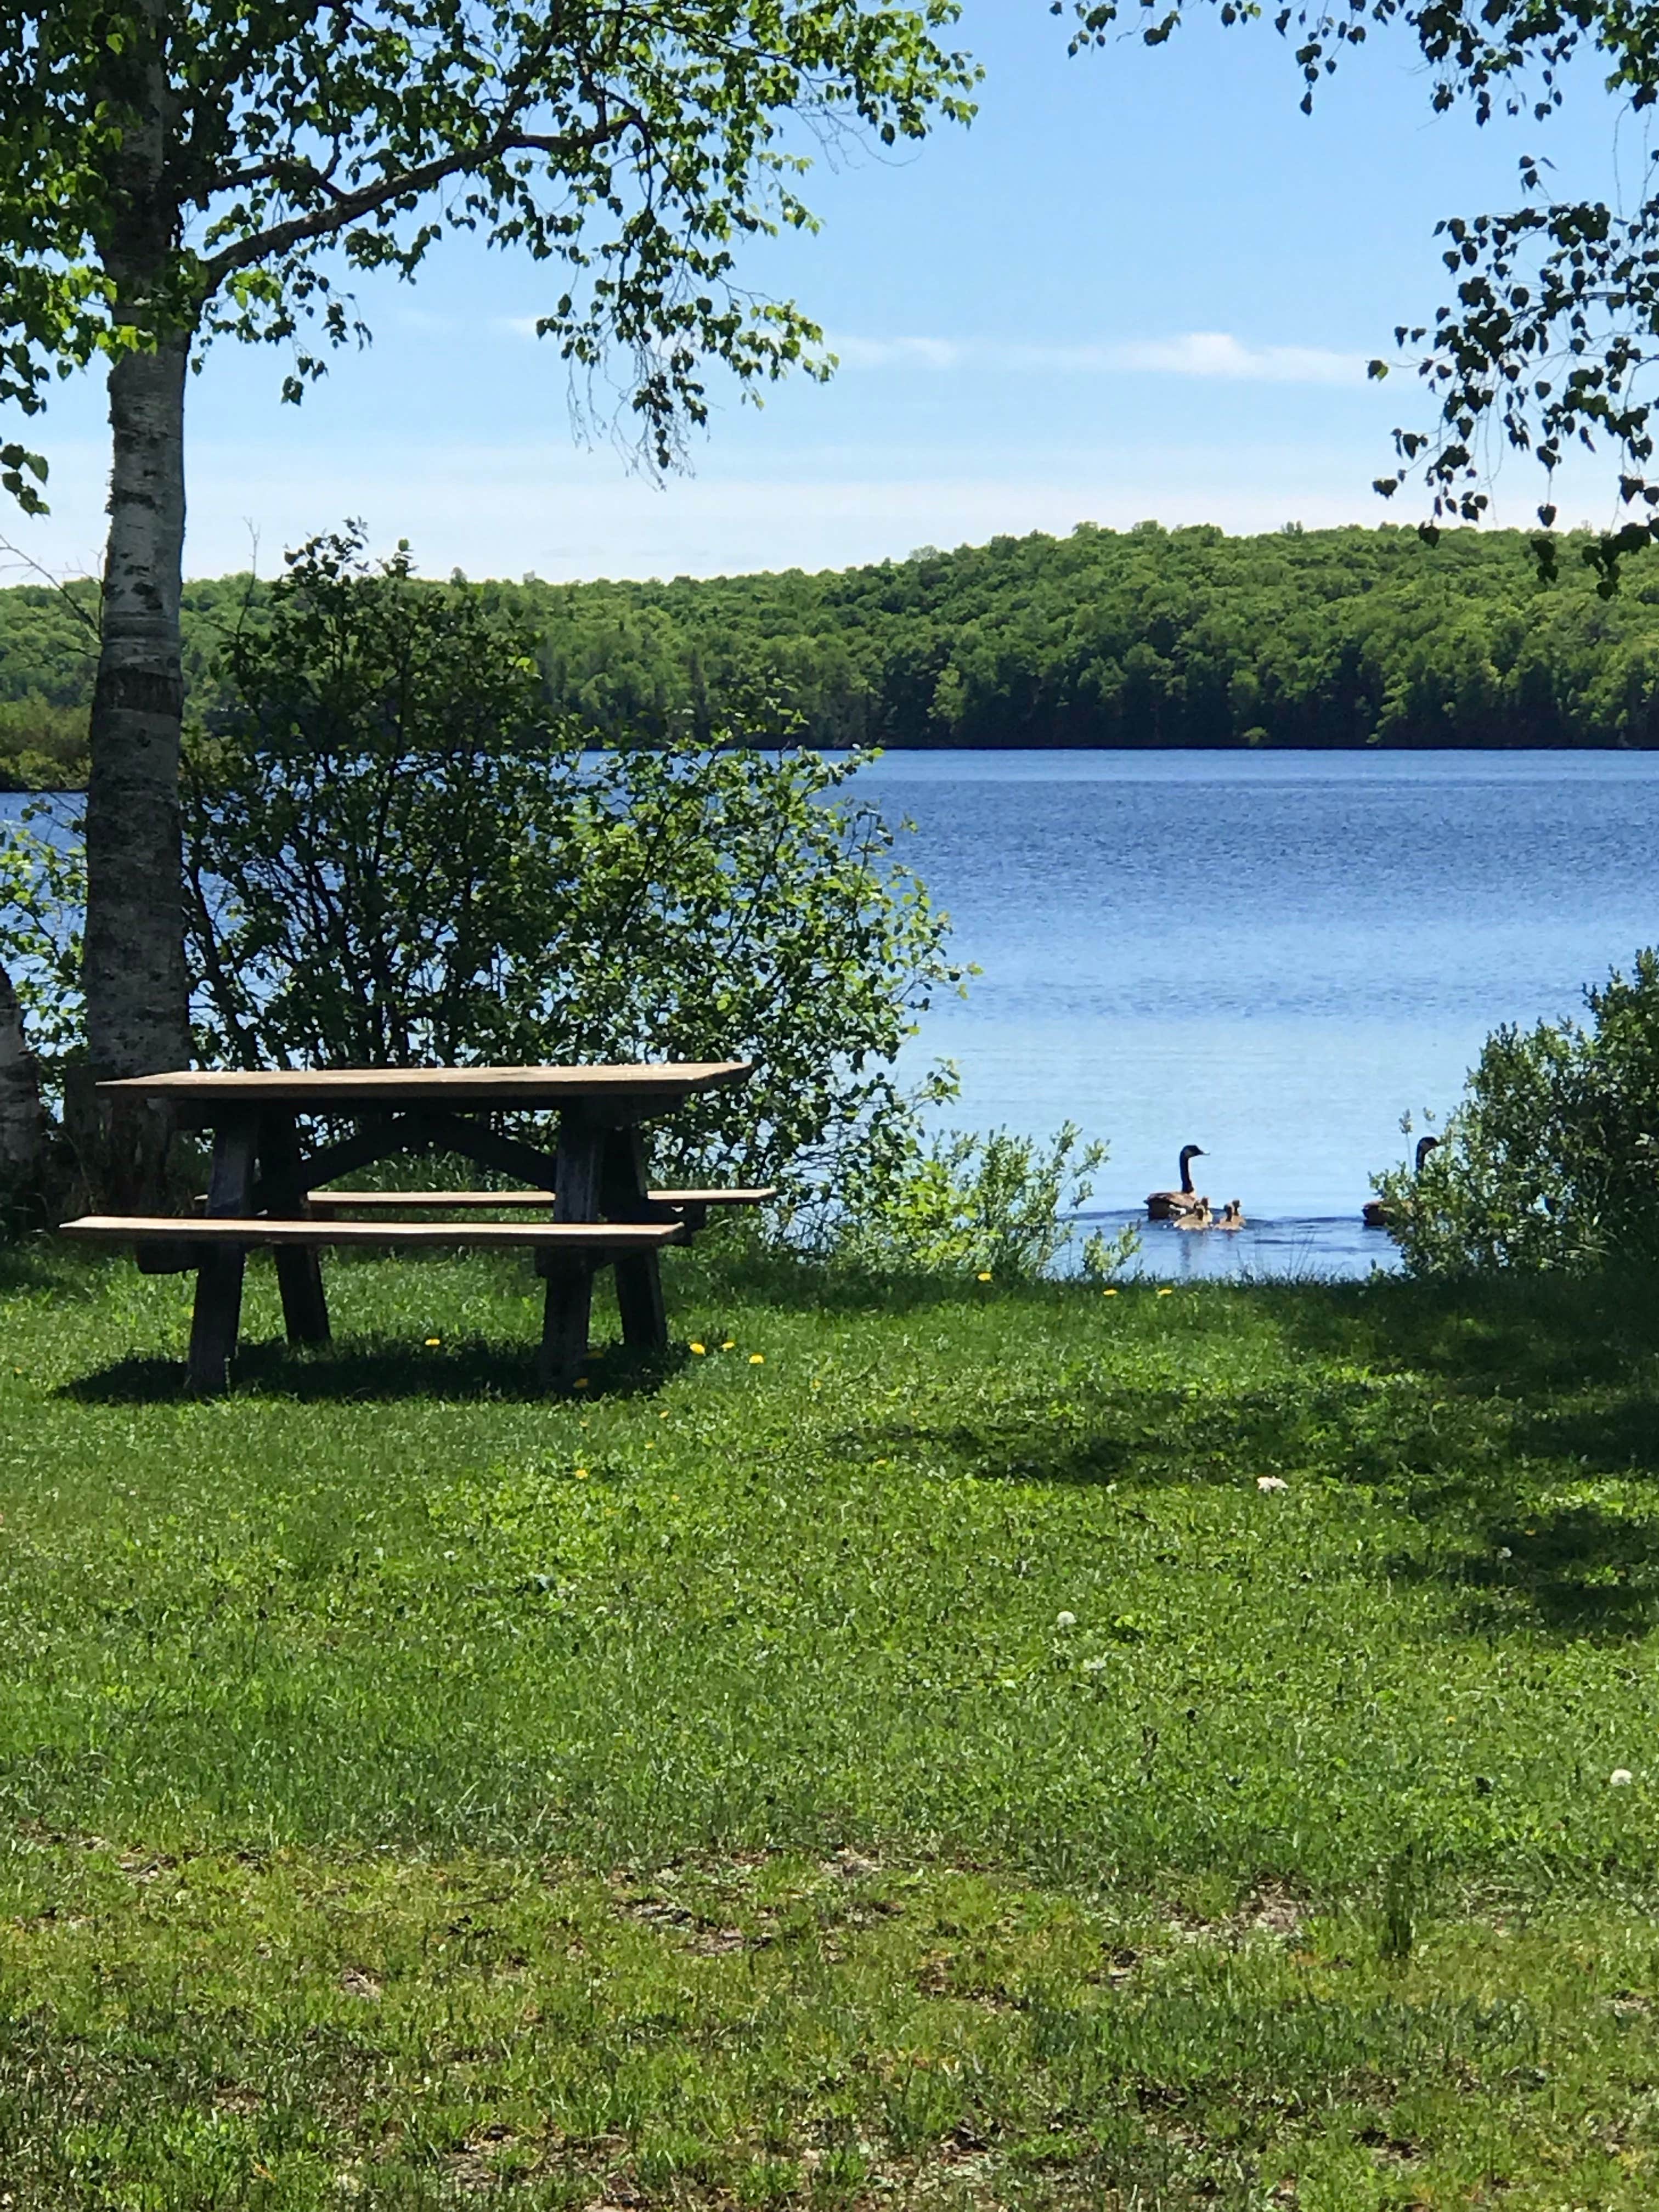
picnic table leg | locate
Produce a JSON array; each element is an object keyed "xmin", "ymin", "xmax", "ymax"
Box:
[
  {"xmin": 539, "ymin": 1109, "xmax": 603, "ymax": 1392},
  {"xmin": 602, "ymin": 1126, "xmax": 668, "ymax": 1355},
  {"xmin": 258, "ymin": 1109, "xmax": 330, "ymax": 1345},
  {"xmin": 187, "ymin": 1114, "xmax": 258, "ymax": 1395}
]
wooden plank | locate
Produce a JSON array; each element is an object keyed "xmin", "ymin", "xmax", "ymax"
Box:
[
  {"xmin": 407, "ymin": 1109, "xmax": 559, "ymax": 1191},
  {"xmin": 300, "ymin": 1186, "xmax": 777, "ymax": 1210},
  {"xmin": 540, "ymin": 1109, "xmax": 606, "ymax": 1393},
  {"xmin": 279, "ymin": 1113, "xmax": 435, "ymax": 1200},
  {"xmin": 187, "ymin": 1116, "xmax": 257, "ymax": 1396},
  {"xmin": 60, "ymin": 1216, "xmax": 687, "ymax": 1250},
  {"xmin": 259, "ymin": 1110, "xmax": 331, "ymax": 1346},
  {"xmin": 602, "ymin": 1126, "xmax": 667, "ymax": 1354},
  {"xmin": 95, "ymin": 1062, "xmax": 754, "ymax": 1119}
]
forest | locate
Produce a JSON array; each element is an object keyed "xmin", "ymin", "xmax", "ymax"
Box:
[{"xmin": 4, "ymin": 518, "xmax": 1659, "ymax": 787}]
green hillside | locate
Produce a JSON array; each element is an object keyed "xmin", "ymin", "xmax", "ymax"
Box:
[{"xmin": 7, "ymin": 521, "xmax": 1659, "ymax": 788}]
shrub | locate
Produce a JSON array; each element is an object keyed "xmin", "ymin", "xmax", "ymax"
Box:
[
  {"xmin": 179, "ymin": 531, "xmax": 963, "ymax": 1199},
  {"xmin": 1378, "ymin": 948, "xmax": 1659, "ymax": 1272},
  {"xmin": 825, "ymin": 1121, "xmax": 1136, "ymax": 1281}
]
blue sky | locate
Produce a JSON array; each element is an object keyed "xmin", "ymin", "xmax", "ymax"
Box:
[{"xmin": 4, "ymin": 1, "xmax": 1639, "ymax": 585}]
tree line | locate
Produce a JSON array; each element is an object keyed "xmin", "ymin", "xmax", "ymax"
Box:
[{"xmin": 3, "ymin": 520, "xmax": 1658, "ymax": 789}]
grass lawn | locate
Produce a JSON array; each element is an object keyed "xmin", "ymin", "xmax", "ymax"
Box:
[{"xmin": 2, "ymin": 1239, "xmax": 1659, "ymax": 2207}]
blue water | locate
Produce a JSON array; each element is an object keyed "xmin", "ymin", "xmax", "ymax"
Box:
[
  {"xmin": 10, "ymin": 754, "xmax": 1658, "ymax": 1279},
  {"xmin": 853, "ymin": 751, "xmax": 1659, "ymax": 1279}
]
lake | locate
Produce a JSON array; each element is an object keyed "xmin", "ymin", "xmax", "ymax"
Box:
[
  {"xmin": 8, "ymin": 753, "xmax": 1658, "ymax": 1280},
  {"xmin": 853, "ymin": 749, "xmax": 1659, "ymax": 1279}
]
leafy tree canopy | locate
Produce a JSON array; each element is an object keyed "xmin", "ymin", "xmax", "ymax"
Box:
[
  {"xmin": 1060, "ymin": 0, "xmax": 1659, "ymax": 588},
  {"xmin": 0, "ymin": 1, "xmax": 975, "ymax": 478}
]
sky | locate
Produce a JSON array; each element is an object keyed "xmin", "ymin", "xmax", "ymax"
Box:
[{"xmin": 2, "ymin": 1, "xmax": 1644, "ymax": 588}]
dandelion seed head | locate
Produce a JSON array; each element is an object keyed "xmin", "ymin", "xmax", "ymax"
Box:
[
  {"xmin": 1055, "ymin": 1610, "xmax": 1077, "ymax": 1630},
  {"xmin": 1611, "ymin": 1768, "xmax": 1635, "ymax": 1786}
]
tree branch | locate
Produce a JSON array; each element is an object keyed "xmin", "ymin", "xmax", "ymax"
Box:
[{"xmin": 198, "ymin": 110, "xmax": 624, "ymax": 289}]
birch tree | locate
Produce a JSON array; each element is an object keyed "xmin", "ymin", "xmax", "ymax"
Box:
[{"xmin": 0, "ymin": 2, "xmax": 975, "ymax": 1200}]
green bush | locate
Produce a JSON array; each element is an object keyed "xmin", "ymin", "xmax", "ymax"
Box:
[
  {"xmin": 179, "ymin": 531, "xmax": 962, "ymax": 1200},
  {"xmin": 824, "ymin": 1121, "xmax": 1135, "ymax": 1282},
  {"xmin": 1378, "ymin": 948, "xmax": 1659, "ymax": 1271}
]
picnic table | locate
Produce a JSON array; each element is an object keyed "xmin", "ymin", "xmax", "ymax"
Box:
[{"xmin": 59, "ymin": 1062, "xmax": 771, "ymax": 1394}]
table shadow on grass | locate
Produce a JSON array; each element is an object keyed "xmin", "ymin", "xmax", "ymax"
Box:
[{"xmin": 60, "ymin": 1333, "xmax": 689, "ymax": 1404}]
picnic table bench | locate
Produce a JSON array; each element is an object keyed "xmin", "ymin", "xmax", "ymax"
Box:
[{"xmin": 60, "ymin": 1062, "xmax": 771, "ymax": 1395}]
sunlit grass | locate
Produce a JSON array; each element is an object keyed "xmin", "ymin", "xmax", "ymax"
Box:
[{"xmin": 3, "ymin": 1239, "xmax": 1658, "ymax": 2204}]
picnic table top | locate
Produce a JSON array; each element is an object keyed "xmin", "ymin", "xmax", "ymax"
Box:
[{"xmin": 97, "ymin": 1060, "xmax": 754, "ymax": 1113}]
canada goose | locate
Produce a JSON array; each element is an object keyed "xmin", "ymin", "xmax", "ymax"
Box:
[
  {"xmin": 1147, "ymin": 1144, "xmax": 1207, "ymax": 1221},
  {"xmin": 1363, "ymin": 1135, "xmax": 1439, "ymax": 1228},
  {"xmin": 1216, "ymin": 1200, "xmax": 1245, "ymax": 1230}
]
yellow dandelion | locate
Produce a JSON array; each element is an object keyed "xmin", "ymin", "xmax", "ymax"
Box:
[
  {"xmin": 690, "ymin": 1342, "xmax": 706, "ymax": 1356},
  {"xmin": 574, "ymin": 1377, "xmax": 589, "ymax": 1389},
  {"xmin": 749, "ymin": 1353, "xmax": 764, "ymax": 1365},
  {"xmin": 424, "ymin": 1336, "xmax": 441, "ymax": 1347},
  {"xmin": 721, "ymin": 1339, "xmax": 736, "ymax": 1350},
  {"xmin": 810, "ymin": 1378, "xmax": 822, "ymax": 1391},
  {"xmin": 1102, "ymin": 1289, "xmax": 1119, "ymax": 1298},
  {"xmin": 575, "ymin": 1468, "xmax": 590, "ymax": 1480},
  {"xmin": 1156, "ymin": 1287, "xmax": 1173, "ymax": 1298},
  {"xmin": 976, "ymin": 1269, "xmax": 992, "ymax": 1282}
]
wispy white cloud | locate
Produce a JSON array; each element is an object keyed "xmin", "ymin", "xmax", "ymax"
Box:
[
  {"xmin": 831, "ymin": 335, "xmax": 969, "ymax": 371},
  {"xmin": 832, "ymin": 329, "xmax": 1366, "ymax": 387},
  {"xmin": 485, "ymin": 320, "xmax": 1365, "ymax": 386},
  {"xmin": 1104, "ymin": 332, "xmax": 1364, "ymax": 385}
]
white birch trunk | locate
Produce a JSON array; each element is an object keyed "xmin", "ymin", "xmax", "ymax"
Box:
[{"xmin": 68, "ymin": 333, "xmax": 194, "ymax": 1206}]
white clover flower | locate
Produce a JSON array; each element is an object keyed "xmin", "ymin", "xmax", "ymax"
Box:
[
  {"xmin": 1497, "ymin": 1546, "xmax": 1513, "ymax": 1560},
  {"xmin": 1055, "ymin": 1610, "xmax": 1077, "ymax": 1630},
  {"xmin": 1256, "ymin": 1475, "xmax": 1289, "ymax": 1493},
  {"xmin": 1081, "ymin": 1656, "xmax": 1109, "ymax": 1674},
  {"xmin": 1611, "ymin": 1768, "xmax": 1635, "ymax": 1787}
]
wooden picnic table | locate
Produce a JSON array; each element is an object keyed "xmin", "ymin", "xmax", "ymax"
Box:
[{"xmin": 60, "ymin": 1061, "xmax": 761, "ymax": 1395}]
